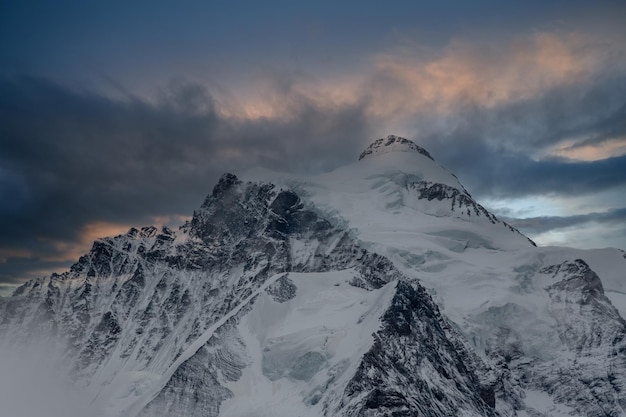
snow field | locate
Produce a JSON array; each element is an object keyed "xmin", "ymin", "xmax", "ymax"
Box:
[{"xmin": 220, "ymin": 269, "xmax": 396, "ymax": 417}]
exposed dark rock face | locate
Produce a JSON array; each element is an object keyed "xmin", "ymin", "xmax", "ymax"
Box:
[
  {"xmin": 407, "ymin": 180, "xmax": 536, "ymax": 246},
  {"xmin": 359, "ymin": 135, "xmax": 434, "ymax": 161},
  {"xmin": 265, "ymin": 274, "xmax": 297, "ymax": 303},
  {"xmin": 138, "ymin": 320, "xmax": 249, "ymax": 417},
  {"xmin": 540, "ymin": 260, "xmax": 626, "ymax": 415},
  {"xmin": 337, "ymin": 281, "xmax": 497, "ymax": 417},
  {"xmin": 475, "ymin": 259, "xmax": 626, "ymax": 417},
  {"xmin": 412, "ymin": 181, "xmax": 498, "ymax": 221}
]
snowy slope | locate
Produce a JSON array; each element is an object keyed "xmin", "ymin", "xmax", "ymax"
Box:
[
  {"xmin": 219, "ymin": 270, "xmax": 396, "ymax": 417},
  {"xmin": 240, "ymin": 134, "xmax": 626, "ymax": 416},
  {"xmin": 1, "ymin": 134, "xmax": 625, "ymax": 417}
]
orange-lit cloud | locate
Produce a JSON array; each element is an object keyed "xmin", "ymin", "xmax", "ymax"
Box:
[
  {"xmin": 41, "ymin": 222, "xmax": 133, "ymax": 263},
  {"xmin": 0, "ymin": 215, "xmax": 192, "ymax": 287},
  {"xmin": 0, "ymin": 248, "xmax": 33, "ymax": 264},
  {"xmin": 215, "ymin": 31, "xmax": 622, "ymax": 128},
  {"xmin": 150, "ymin": 215, "xmax": 191, "ymax": 228},
  {"xmin": 216, "ymin": 73, "xmax": 363, "ymax": 122},
  {"xmin": 40, "ymin": 215, "xmax": 190, "ymax": 264},
  {"xmin": 549, "ymin": 137, "xmax": 626, "ymax": 161},
  {"xmin": 366, "ymin": 31, "xmax": 612, "ymax": 117}
]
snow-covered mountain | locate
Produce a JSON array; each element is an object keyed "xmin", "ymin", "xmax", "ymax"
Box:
[{"xmin": 1, "ymin": 135, "xmax": 625, "ymax": 417}]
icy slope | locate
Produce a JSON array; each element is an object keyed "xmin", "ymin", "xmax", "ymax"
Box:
[
  {"xmin": 218, "ymin": 270, "xmax": 397, "ymax": 417},
  {"xmin": 240, "ymin": 134, "xmax": 626, "ymax": 416}
]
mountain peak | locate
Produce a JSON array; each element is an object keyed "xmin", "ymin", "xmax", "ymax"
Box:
[{"xmin": 358, "ymin": 135, "xmax": 434, "ymax": 161}]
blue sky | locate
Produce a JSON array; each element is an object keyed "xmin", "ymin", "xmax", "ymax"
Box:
[{"xmin": 1, "ymin": 0, "xmax": 625, "ymax": 294}]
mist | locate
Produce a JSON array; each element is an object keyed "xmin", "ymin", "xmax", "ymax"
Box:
[{"xmin": 0, "ymin": 340, "xmax": 104, "ymax": 417}]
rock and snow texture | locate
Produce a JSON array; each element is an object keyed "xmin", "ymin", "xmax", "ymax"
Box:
[
  {"xmin": 358, "ymin": 134, "xmax": 435, "ymax": 161},
  {"xmin": 1, "ymin": 135, "xmax": 626, "ymax": 417}
]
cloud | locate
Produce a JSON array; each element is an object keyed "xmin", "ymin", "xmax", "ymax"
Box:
[
  {"xmin": 0, "ymin": 341, "xmax": 103, "ymax": 416},
  {"xmin": 551, "ymin": 137, "xmax": 626, "ymax": 161},
  {"xmin": 504, "ymin": 206, "xmax": 626, "ymax": 250},
  {"xmin": 0, "ymin": 283, "xmax": 19, "ymax": 297},
  {"xmin": 367, "ymin": 32, "xmax": 608, "ymax": 115},
  {"xmin": 427, "ymin": 140, "xmax": 626, "ymax": 199},
  {"xmin": 505, "ymin": 207, "xmax": 626, "ymax": 235},
  {"xmin": 2, "ymin": 29, "xmax": 626, "ymax": 285},
  {"xmin": 545, "ymin": 103, "xmax": 626, "ymax": 160},
  {"xmin": 40, "ymin": 221, "xmax": 134, "ymax": 263},
  {"xmin": 0, "ymin": 76, "xmax": 373, "ymax": 285},
  {"xmin": 221, "ymin": 29, "xmax": 626, "ymax": 166},
  {"xmin": 388, "ymin": 33, "xmax": 626, "ymax": 199}
]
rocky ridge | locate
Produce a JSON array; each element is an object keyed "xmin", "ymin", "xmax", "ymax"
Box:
[{"xmin": 359, "ymin": 135, "xmax": 434, "ymax": 161}]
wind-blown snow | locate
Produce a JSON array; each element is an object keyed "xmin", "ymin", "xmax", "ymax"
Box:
[{"xmin": 0, "ymin": 342, "xmax": 103, "ymax": 417}]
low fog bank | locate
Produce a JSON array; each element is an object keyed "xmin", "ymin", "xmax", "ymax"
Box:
[{"xmin": 0, "ymin": 340, "xmax": 104, "ymax": 417}]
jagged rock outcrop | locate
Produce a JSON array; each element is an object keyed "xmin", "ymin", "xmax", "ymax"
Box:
[
  {"xmin": 473, "ymin": 259, "xmax": 626, "ymax": 416},
  {"xmin": 337, "ymin": 281, "xmax": 497, "ymax": 417},
  {"xmin": 359, "ymin": 135, "xmax": 434, "ymax": 161}
]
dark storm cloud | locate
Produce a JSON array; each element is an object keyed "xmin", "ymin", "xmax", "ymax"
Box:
[
  {"xmin": 494, "ymin": 77, "xmax": 626, "ymax": 151},
  {"xmin": 0, "ymin": 76, "xmax": 371, "ymax": 286},
  {"xmin": 505, "ymin": 207, "xmax": 626, "ymax": 235},
  {"xmin": 428, "ymin": 139, "xmax": 626, "ymax": 199},
  {"xmin": 420, "ymin": 75, "xmax": 626, "ymax": 199},
  {"xmin": 3, "ymin": 27, "xmax": 626, "ymax": 287},
  {"xmin": 0, "ymin": 255, "xmax": 71, "ymax": 286},
  {"xmin": 0, "ymin": 77, "xmax": 219, "ymax": 238},
  {"xmin": 563, "ymin": 102, "xmax": 626, "ymax": 150}
]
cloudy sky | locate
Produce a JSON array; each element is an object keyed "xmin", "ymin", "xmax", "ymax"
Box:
[{"xmin": 1, "ymin": 0, "xmax": 625, "ymax": 295}]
